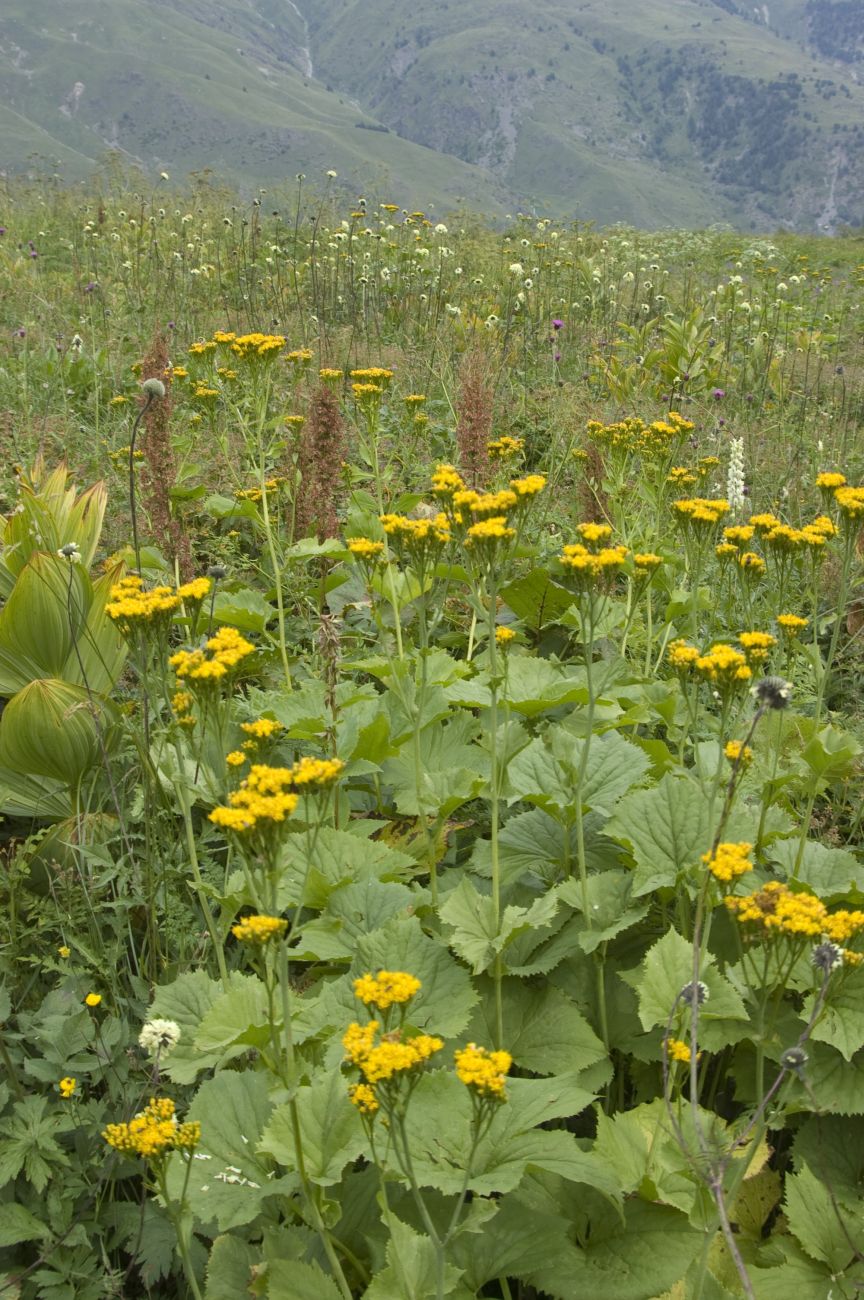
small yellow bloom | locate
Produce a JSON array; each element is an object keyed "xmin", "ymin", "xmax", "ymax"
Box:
[
  {"xmin": 231, "ymin": 915, "xmax": 288, "ymax": 943},
  {"xmin": 226, "ymin": 750, "xmax": 247, "ymax": 767},
  {"xmin": 666, "ymin": 1038, "xmax": 693, "ymax": 1064},
  {"xmin": 58, "ymin": 945, "xmax": 71, "ymax": 959},
  {"xmin": 59, "ymin": 1077, "xmax": 76, "ymax": 1098},
  {"xmin": 353, "ymin": 970, "xmax": 421, "ymax": 1010},
  {"xmin": 454, "ymin": 1043, "xmax": 512, "ymax": 1099},
  {"xmin": 85, "ymin": 993, "xmax": 102, "ymax": 1008},
  {"xmin": 495, "ymin": 626, "xmax": 516, "ymax": 645}
]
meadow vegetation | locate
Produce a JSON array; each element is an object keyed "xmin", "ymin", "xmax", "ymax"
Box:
[{"xmin": 1, "ymin": 171, "xmax": 864, "ymax": 1298}]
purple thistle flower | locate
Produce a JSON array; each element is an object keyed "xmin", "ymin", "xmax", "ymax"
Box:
[
  {"xmin": 712, "ymin": 388, "xmax": 725, "ymax": 400},
  {"xmin": 552, "ymin": 318, "xmax": 564, "ymax": 330}
]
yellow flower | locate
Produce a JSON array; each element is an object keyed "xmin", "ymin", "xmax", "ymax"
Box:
[
  {"xmin": 348, "ymin": 1083, "xmax": 379, "ymax": 1115},
  {"xmin": 634, "ymin": 552, "xmax": 662, "ymax": 572},
  {"xmin": 724, "ymin": 740, "xmax": 753, "ymax": 766},
  {"xmin": 348, "ymin": 537, "xmax": 386, "ymax": 561},
  {"xmin": 353, "ymin": 970, "xmax": 421, "ymax": 1009},
  {"xmin": 85, "ymin": 993, "xmax": 102, "ymax": 1008},
  {"xmin": 738, "ymin": 631, "xmax": 776, "ymax": 665},
  {"xmin": 496, "ymin": 626, "xmax": 516, "ymax": 645},
  {"xmin": 319, "ymin": 368, "xmax": 343, "ymax": 382},
  {"xmin": 816, "ymin": 471, "xmax": 846, "ymax": 489},
  {"xmin": 103, "ymin": 1097, "xmax": 200, "ymax": 1160},
  {"xmin": 777, "ymin": 613, "xmax": 808, "ymax": 636},
  {"xmin": 667, "ymin": 639, "xmax": 700, "ymax": 673},
  {"xmin": 289, "ymin": 756, "xmax": 345, "ymax": 789},
  {"xmin": 672, "ymin": 497, "xmax": 730, "ymax": 527},
  {"xmin": 723, "ymin": 525, "xmax": 754, "ymax": 547},
  {"xmin": 226, "ymin": 751, "xmax": 247, "ymax": 767},
  {"xmin": 59, "ymin": 1077, "xmax": 76, "ymax": 1098},
  {"xmin": 834, "ymin": 486, "xmax": 864, "ymax": 520},
  {"xmin": 466, "ymin": 516, "xmax": 515, "ymax": 546},
  {"xmin": 176, "ymin": 577, "xmax": 212, "ymax": 602},
  {"xmin": 576, "ymin": 521, "xmax": 613, "ymax": 546},
  {"xmin": 240, "ymin": 717, "xmax": 284, "ymax": 741},
  {"xmin": 704, "ymin": 841, "xmax": 753, "ymax": 883},
  {"xmin": 487, "ymin": 435, "xmax": 523, "ymax": 459},
  {"xmin": 231, "ymin": 914, "xmax": 288, "ymax": 943},
  {"xmin": 58, "ymin": 945, "xmax": 71, "ymax": 959},
  {"xmin": 738, "ymin": 552, "xmax": 766, "ymax": 576},
  {"xmin": 454, "ymin": 1043, "xmax": 512, "ymax": 1099},
  {"xmin": 431, "ymin": 463, "xmax": 466, "ymax": 498},
  {"xmin": 509, "ymin": 474, "xmax": 546, "ymax": 499},
  {"xmin": 694, "ymin": 643, "xmax": 751, "ymax": 689},
  {"xmin": 666, "ymin": 1038, "xmax": 692, "ymax": 1065}
]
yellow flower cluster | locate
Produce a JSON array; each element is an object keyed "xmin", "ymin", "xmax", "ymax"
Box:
[
  {"xmin": 666, "ymin": 1038, "xmax": 692, "ymax": 1065},
  {"xmin": 634, "ymin": 553, "xmax": 662, "ymax": 572},
  {"xmin": 226, "ymin": 750, "xmax": 246, "ymax": 766},
  {"xmin": 496, "ymin": 626, "xmax": 516, "ymax": 645},
  {"xmin": 726, "ymin": 881, "xmax": 864, "ymax": 943},
  {"xmin": 816, "ymin": 472, "xmax": 846, "ymax": 490},
  {"xmin": 431, "ymin": 464, "xmax": 466, "ymax": 498},
  {"xmin": 235, "ymin": 476, "xmax": 287, "ymax": 503},
  {"xmin": 673, "ymin": 497, "xmax": 730, "ymax": 527},
  {"xmin": 343, "ymin": 1020, "xmax": 443, "ymax": 1084},
  {"xmin": 319, "ymin": 368, "xmax": 343, "ymax": 382},
  {"xmin": 106, "ymin": 575, "xmax": 180, "ymax": 631},
  {"xmin": 227, "ymin": 332, "xmax": 286, "ymax": 360},
  {"xmin": 510, "ymin": 474, "xmax": 546, "ymax": 499},
  {"xmin": 209, "ymin": 764, "xmax": 299, "ymax": 834},
  {"xmin": 695, "ymin": 643, "xmax": 752, "ymax": 687},
  {"xmin": 286, "ymin": 349, "xmax": 313, "ymax": 366},
  {"xmin": 170, "ymin": 627, "xmax": 255, "ymax": 683},
  {"xmin": 576, "ymin": 521, "xmax": 612, "ymax": 544},
  {"xmin": 724, "ymin": 740, "xmax": 753, "ymax": 766},
  {"xmin": 380, "ymin": 513, "xmax": 451, "ymax": 548},
  {"xmin": 488, "ymin": 435, "xmax": 523, "ymax": 459},
  {"xmin": 241, "ymin": 717, "xmax": 284, "ymax": 741},
  {"xmin": 231, "ymin": 914, "xmax": 288, "ymax": 943},
  {"xmin": 723, "ymin": 525, "xmax": 754, "ymax": 547},
  {"xmin": 348, "ymin": 537, "xmax": 386, "ymax": 561},
  {"xmin": 704, "ymin": 841, "xmax": 753, "ymax": 883},
  {"xmin": 59, "ymin": 1077, "xmax": 76, "ymax": 1098},
  {"xmin": 350, "ymin": 367, "xmax": 393, "ymax": 389},
  {"xmin": 457, "ymin": 488, "xmax": 518, "ymax": 517},
  {"xmin": 739, "ymin": 631, "xmax": 776, "ymax": 664},
  {"xmin": 667, "ymin": 467, "xmax": 698, "ymax": 486},
  {"xmin": 353, "ymin": 970, "xmax": 421, "ymax": 1010},
  {"xmin": 561, "ymin": 538, "xmax": 629, "ymax": 584},
  {"xmin": 289, "ymin": 756, "xmax": 345, "ymax": 788},
  {"xmin": 404, "ymin": 393, "xmax": 427, "ymax": 407},
  {"xmin": 176, "ymin": 577, "xmax": 212, "ymax": 602},
  {"xmin": 103, "ymin": 1098, "xmax": 200, "ymax": 1160},
  {"xmin": 777, "ymin": 613, "xmax": 808, "ymax": 636},
  {"xmin": 454, "ymin": 1043, "xmax": 512, "ymax": 1099},
  {"xmin": 466, "ymin": 516, "xmax": 516, "ymax": 546},
  {"xmin": 835, "ymin": 486, "xmax": 864, "ymax": 520},
  {"xmin": 348, "ymin": 1083, "xmax": 379, "ymax": 1115},
  {"xmin": 586, "ymin": 411, "xmax": 693, "ymax": 458}
]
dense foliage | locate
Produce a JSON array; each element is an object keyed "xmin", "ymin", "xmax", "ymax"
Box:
[{"xmin": 1, "ymin": 175, "xmax": 864, "ymax": 1299}]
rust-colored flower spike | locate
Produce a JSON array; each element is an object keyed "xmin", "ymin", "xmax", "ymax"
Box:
[
  {"xmin": 455, "ymin": 349, "xmax": 493, "ymax": 489},
  {"xmin": 138, "ymin": 330, "xmax": 193, "ymax": 579},
  {"xmin": 294, "ymin": 382, "xmax": 346, "ymax": 539}
]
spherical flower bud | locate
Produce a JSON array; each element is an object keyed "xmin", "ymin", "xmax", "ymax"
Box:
[
  {"xmin": 678, "ymin": 981, "xmax": 709, "ymax": 1007},
  {"xmin": 58, "ymin": 542, "xmax": 80, "ymax": 561},
  {"xmin": 753, "ymin": 676, "xmax": 792, "ymax": 710},
  {"xmin": 811, "ymin": 941, "xmax": 843, "ymax": 973},
  {"xmin": 780, "ymin": 1046, "xmax": 808, "ymax": 1073},
  {"xmin": 141, "ymin": 377, "xmax": 166, "ymax": 399}
]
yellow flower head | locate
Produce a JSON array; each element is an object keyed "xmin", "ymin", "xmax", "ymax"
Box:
[
  {"xmin": 348, "ymin": 1083, "xmax": 379, "ymax": 1115},
  {"xmin": 58, "ymin": 945, "xmax": 71, "ymax": 959},
  {"xmin": 85, "ymin": 993, "xmax": 102, "ymax": 1008},
  {"xmin": 724, "ymin": 740, "xmax": 753, "ymax": 766},
  {"xmin": 454, "ymin": 1043, "xmax": 512, "ymax": 1100},
  {"xmin": 704, "ymin": 841, "xmax": 753, "ymax": 883},
  {"xmin": 231, "ymin": 914, "xmax": 288, "ymax": 943},
  {"xmin": 777, "ymin": 613, "xmax": 808, "ymax": 636},
  {"xmin": 226, "ymin": 750, "xmax": 247, "ymax": 767},
  {"xmin": 665, "ymin": 1038, "xmax": 692, "ymax": 1065},
  {"xmin": 496, "ymin": 626, "xmax": 516, "ymax": 645},
  {"xmin": 348, "ymin": 537, "xmax": 386, "ymax": 562},
  {"xmin": 816, "ymin": 471, "xmax": 846, "ymax": 490},
  {"xmin": 353, "ymin": 970, "xmax": 421, "ymax": 1010},
  {"xmin": 103, "ymin": 1097, "xmax": 200, "ymax": 1160},
  {"xmin": 59, "ymin": 1077, "xmax": 76, "ymax": 1099}
]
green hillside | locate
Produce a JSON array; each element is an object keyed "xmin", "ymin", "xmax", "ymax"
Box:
[
  {"xmin": 0, "ymin": 0, "xmax": 508, "ymax": 216},
  {"xmin": 2, "ymin": 0, "xmax": 863, "ymax": 228}
]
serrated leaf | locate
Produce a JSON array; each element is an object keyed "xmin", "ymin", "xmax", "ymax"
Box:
[
  {"xmin": 212, "ymin": 587, "xmax": 274, "ymax": 632},
  {"xmin": 147, "ymin": 970, "xmax": 229, "ymax": 1084},
  {"xmin": 606, "ymin": 774, "xmax": 714, "ymax": 895},
  {"xmin": 261, "ymin": 1068, "xmax": 366, "ymax": 1187},
  {"xmin": 268, "ymin": 1257, "xmax": 345, "ymax": 1299},
  {"xmin": 468, "ymin": 979, "xmax": 606, "ymax": 1075},
  {"xmin": 500, "ymin": 657, "xmax": 587, "ymax": 716},
  {"xmin": 803, "ymin": 967, "xmax": 864, "ymax": 1061},
  {"xmin": 194, "ymin": 975, "xmax": 271, "ymax": 1054},
  {"xmin": 499, "ymin": 568, "xmax": 574, "ymax": 630},
  {"xmin": 205, "ymin": 1235, "xmax": 256, "ymax": 1300},
  {"xmin": 784, "ymin": 1040, "xmax": 864, "ymax": 1116},
  {"xmin": 166, "ymin": 1070, "xmax": 277, "ymax": 1232},
  {"xmin": 525, "ymin": 1200, "xmax": 704, "ymax": 1300},
  {"xmin": 0, "ymin": 1203, "xmax": 51, "ymax": 1247},
  {"xmin": 439, "ymin": 877, "xmax": 559, "ymax": 973},
  {"xmin": 558, "ymin": 870, "xmax": 650, "ymax": 954},
  {"xmin": 364, "ymin": 1214, "xmax": 461, "ymax": 1300},
  {"xmin": 770, "ymin": 838, "xmax": 864, "ymax": 899},
  {"xmin": 749, "ymin": 1238, "xmax": 840, "ymax": 1298},
  {"xmin": 471, "ymin": 806, "xmax": 621, "ymax": 889},
  {"xmin": 785, "ymin": 1164, "xmax": 864, "ymax": 1273},
  {"xmin": 624, "ymin": 927, "xmax": 747, "ymax": 1039}
]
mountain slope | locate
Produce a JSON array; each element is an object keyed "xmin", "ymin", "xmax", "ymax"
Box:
[
  {"xmin": 2, "ymin": 0, "xmax": 863, "ymax": 229},
  {"xmin": 0, "ymin": 0, "xmax": 508, "ymax": 215},
  {"xmin": 298, "ymin": 0, "xmax": 864, "ymax": 230}
]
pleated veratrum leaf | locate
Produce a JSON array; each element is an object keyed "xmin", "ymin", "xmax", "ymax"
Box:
[
  {"xmin": 0, "ymin": 679, "xmax": 106, "ymax": 785},
  {"xmin": 1, "ymin": 465, "xmax": 107, "ymax": 579},
  {"xmin": 0, "ymin": 553, "xmax": 83, "ymax": 692},
  {"xmin": 61, "ymin": 562, "xmax": 127, "ymax": 693}
]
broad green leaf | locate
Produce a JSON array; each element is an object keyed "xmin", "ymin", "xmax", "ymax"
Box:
[
  {"xmin": 558, "ymin": 870, "xmax": 650, "ymax": 953},
  {"xmin": 785, "ymin": 1040, "xmax": 864, "ymax": 1116},
  {"xmin": 261, "ymin": 1068, "xmax": 366, "ymax": 1186},
  {"xmin": 0, "ymin": 679, "xmax": 107, "ymax": 785},
  {"xmin": 382, "ymin": 713, "xmax": 488, "ymax": 816},
  {"xmin": 354, "ymin": 916, "xmax": 479, "ymax": 1038},
  {"xmin": 793, "ymin": 1115, "xmax": 864, "ymax": 1206},
  {"xmin": 523, "ymin": 1200, "xmax": 704, "ymax": 1300},
  {"xmin": 0, "ymin": 1203, "xmax": 51, "ymax": 1247},
  {"xmin": 205, "ymin": 1235, "xmax": 256, "ymax": 1300},
  {"xmin": 784, "ymin": 1164, "xmax": 864, "ymax": 1273},
  {"xmin": 606, "ymin": 774, "xmax": 714, "ymax": 895},
  {"xmin": 0, "ymin": 767, "xmax": 71, "ymax": 819},
  {"xmin": 268, "ymin": 1258, "xmax": 344, "ymax": 1300},
  {"xmin": 501, "ymin": 657, "xmax": 587, "ymax": 716},
  {"xmin": 66, "ymin": 563, "xmax": 127, "ymax": 692},
  {"xmin": 750, "ymin": 1238, "xmax": 840, "ymax": 1299},
  {"xmin": 623, "ymin": 927, "xmax": 747, "ymax": 1045},
  {"xmin": 440, "ymin": 877, "xmax": 559, "ymax": 973},
  {"xmin": 212, "ymin": 587, "xmax": 274, "ymax": 632},
  {"xmin": 364, "ymin": 1214, "xmax": 462, "ymax": 1300},
  {"xmin": 499, "ymin": 568, "xmax": 574, "ymax": 630},
  {"xmin": 769, "ymin": 838, "xmax": 864, "ymax": 898},
  {"xmin": 468, "ymin": 979, "xmax": 606, "ymax": 1075},
  {"xmin": 166, "ymin": 1070, "xmax": 278, "ymax": 1232},
  {"xmin": 279, "ymin": 827, "xmax": 415, "ymax": 910},
  {"xmin": 508, "ymin": 729, "xmax": 648, "ymax": 819},
  {"xmin": 803, "ymin": 967, "xmax": 864, "ymax": 1061},
  {"xmin": 194, "ymin": 975, "xmax": 272, "ymax": 1054},
  {"xmin": 471, "ymin": 806, "xmax": 621, "ymax": 888}
]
